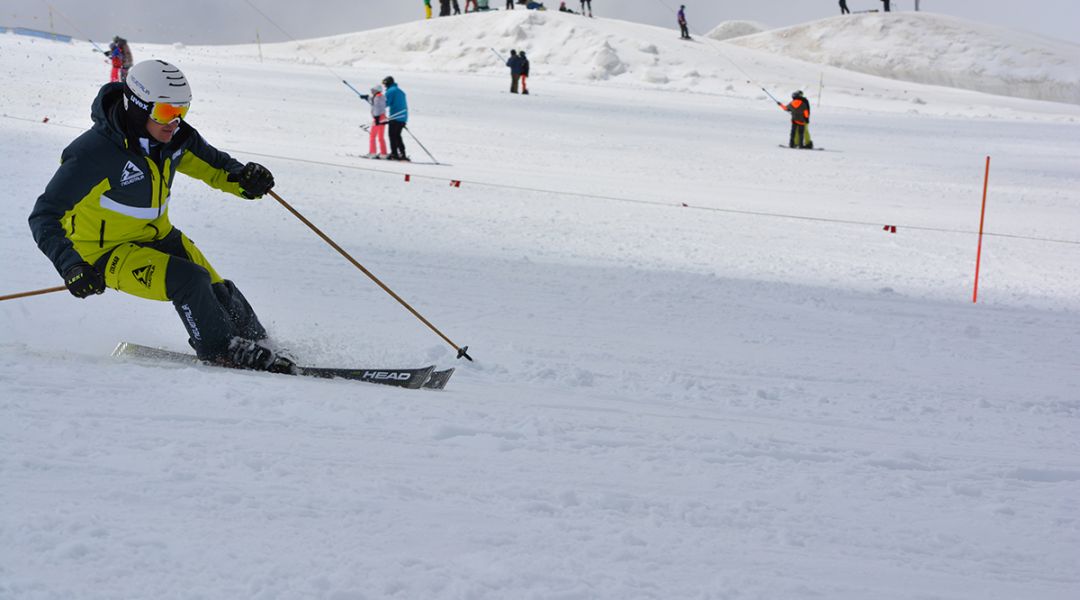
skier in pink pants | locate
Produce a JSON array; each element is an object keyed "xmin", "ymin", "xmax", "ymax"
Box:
[{"xmin": 364, "ymin": 85, "xmax": 389, "ymax": 158}]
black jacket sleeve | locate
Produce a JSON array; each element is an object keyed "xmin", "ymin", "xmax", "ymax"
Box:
[{"xmin": 29, "ymin": 153, "xmax": 101, "ymax": 275}]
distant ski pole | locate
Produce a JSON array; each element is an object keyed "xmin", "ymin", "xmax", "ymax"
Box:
[
  {"xmin": 490, "ymin": 48, "xmax": 506, "ymax": 63},
  {"xmin": 402, "ymin": 126, "xmax": 440, "ymax": 165},
  {"xmin": 342, "ymin": 79, "xmax": 367, "ymax": 102},
  {"xmin": 0, "ymin": 285, "xmax": 66, "ymax": 302},
  {"xmin": 268, "ymin": 190, "xmax": 473, "ymax": 361}
]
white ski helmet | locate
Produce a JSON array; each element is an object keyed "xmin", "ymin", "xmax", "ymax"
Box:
[{"xmin": 125, "ymin": 59, "xmax": 192, "ymax": 106}]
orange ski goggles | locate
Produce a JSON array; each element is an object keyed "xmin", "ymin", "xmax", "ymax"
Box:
[{"xmin": 149, "ymin": 102, "xmax": 189, "ymax": 125}]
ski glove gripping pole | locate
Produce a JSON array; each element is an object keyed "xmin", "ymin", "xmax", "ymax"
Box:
[
  {"xmin": 63, "ymin": 262, "xmax": 105, "ymax": 298},
  {"xmin": 229, "ymin": 162, "xmax": 275, "ymax": 199}
]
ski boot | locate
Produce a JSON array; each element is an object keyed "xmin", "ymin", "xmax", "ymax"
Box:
[{"xmin": 220, "ymin": 337, "xmax": 298, "ymax": 374}]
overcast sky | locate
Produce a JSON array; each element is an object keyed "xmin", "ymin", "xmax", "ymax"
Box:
[{"xmin": 4, "ymin": 1, "xmax": 1079, "ymax": 46}]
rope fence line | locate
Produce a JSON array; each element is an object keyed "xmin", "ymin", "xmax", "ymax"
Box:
[{"xmin": 5, "ymin": 112, "xmax": 1078, "ymax": 248}]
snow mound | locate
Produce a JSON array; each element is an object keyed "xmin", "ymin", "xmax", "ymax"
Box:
[
  {"xmin": 705, "ymin": 20, "xmax": 767, "ymax": 42},
  {"xmin": 726, "ymin": 12, "xmax": 1080, "ymax": 105},
  {"xmin": 243, "ymin": 10, "xmax": 1080, "ymax": 110},
  {"xmin": 265, "ymin": 11, "xmax": 739, "ymax": 91}
]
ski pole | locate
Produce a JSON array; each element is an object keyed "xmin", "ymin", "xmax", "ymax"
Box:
[
  {"xmin": 402, "ymin": 125, "xmax": 440, "ymax": 165},
  {"xmin": 762, "ymin": 87, "xmax": 782, "ymax": 104},
  {"xmin": 342, "ymin": 79, "xmax": 368, "ymax": 102},
  {"xmin": 267, "ymin": 190, "xmax": 472, "ymax": 361},
  {"xmin": 490, "ymin": 47, "xmax": 506, "ymax": 63},
  {"xmin": 0, "ymin": 285, "xmax": 66, "ymax": 302}
]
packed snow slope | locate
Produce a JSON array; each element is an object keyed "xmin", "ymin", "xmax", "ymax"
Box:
[
  {"xmin": 2, "ymin": 10, "xmax": 1080, "ymax": 600},
  {"xmin": 728, "ymin": 12, "xmax": 1080, "ymax": 105}
]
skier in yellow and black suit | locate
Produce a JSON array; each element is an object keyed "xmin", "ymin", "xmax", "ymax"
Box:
[
  {"xmin": 778, "ymin": 90, "xmax": 813, "ymax": 149},
  {"xmin": 29, "ymin": 60, "xmax": 294, "ymax": 372}
]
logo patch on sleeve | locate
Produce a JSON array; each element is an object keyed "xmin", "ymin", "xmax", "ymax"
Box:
[
  {"xmin": 120, "ymin": 161, "xmax": 145, "ymax": 186},
  {"xmin": 131, "ymin": 265, "xmax": 156, "ymax": 288}
]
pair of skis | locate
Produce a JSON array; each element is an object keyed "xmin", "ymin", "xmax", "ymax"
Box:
[{"xmin": 112, "ymin": 342, "xmax": 454, "ymax": 390}]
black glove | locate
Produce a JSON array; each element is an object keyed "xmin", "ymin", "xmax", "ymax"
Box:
[
  {"xmin": 62, "ymin": 262, "xmax": 105, "ymax": 299},
  {"xmin": 228, "ymin": 162, "xmax": 274, "ymax": 199},
  {"xmin": 359, "ymin": 94, "xmax": 370, "ymax": 101}
]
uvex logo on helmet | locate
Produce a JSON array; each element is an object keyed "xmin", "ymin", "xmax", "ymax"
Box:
[{"xmin": 127, "ymin": 94, "xmax": 149, "ymax": 111}]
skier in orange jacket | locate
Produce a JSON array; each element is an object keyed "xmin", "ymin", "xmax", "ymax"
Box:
[{"xmin": 778, "ymin": 90, "xmax": 813, "ymax": 149}]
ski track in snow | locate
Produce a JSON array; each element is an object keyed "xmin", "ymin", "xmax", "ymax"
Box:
[{"xmin": 2, "ymin": 13, "xmax": 1080, "ymax": 600}]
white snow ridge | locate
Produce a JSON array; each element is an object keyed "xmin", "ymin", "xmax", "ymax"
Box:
[
  {"xmin": 728, "ymin": 12, "xmax": 1080, "ymax": 105},
  {"xmin": 1, "ymin": 8, "xmax": 1079, "ymax": 600}
]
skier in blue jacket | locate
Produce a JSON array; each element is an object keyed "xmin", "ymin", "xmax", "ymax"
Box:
[
  {"xmin": 382, "ymin": 76, "xmax": 410, "ymax": 161},
  {"xmin": 506, "ymin": 50, "xmax": 524, "ymax": 93}
]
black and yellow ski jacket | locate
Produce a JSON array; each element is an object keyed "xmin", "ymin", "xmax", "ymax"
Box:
[{"xmin": 29, "ymin": 82, "xmax": 249, "ymax": 276}]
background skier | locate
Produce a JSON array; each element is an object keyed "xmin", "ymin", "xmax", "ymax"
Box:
[
  {"xmin": 383, "ymin": 76, "xmax": 410, "ymax": 161},
  {"xmin": 840, "ymin": 0, "xmax": 850, "ymax": 15},
  {"xmin": 778, "ymin": 90, "xmax": 813, "ymax": 149},
  {"xmin": 520, "ymin": 51, "xmax": 531, "ymax": 95},
  {"xmin": 506, "ymin": 49, "xmax": 524, "ymax": 93},
  {"xmin": 105, "ymin": 36, "xmax": 133, "ymax": 82},
  {"xmin": 359, "ymin": 84, "xmax": 389, "ymax": 158},
  {"xmin": 29, "ymin": 59, "xmax": 289, "ymax": 372}
]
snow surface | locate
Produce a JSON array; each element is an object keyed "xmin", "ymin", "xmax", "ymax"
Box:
[
  {"xmin": 2, "ymin": 12, "xmax": 1079, "ymax": 600},
  {"xmin": 728, "ymin": 12, "xmax": 1080, "ymax": 105}
]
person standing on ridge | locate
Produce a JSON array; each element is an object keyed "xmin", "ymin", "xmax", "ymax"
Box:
[
  {"xmin": 839, "ymin": 0, "xmax": 850, "ymax": 15},
  {"xmin": 881, "ymin": 0, "xmax": 891, "ymax": 12},
  {"xmin": 506, "ymin": 0, "xmax": 515, "ymax": 9},
  {"xmin": 506, "ymin": 49, "xmax": 524, "ymax": 94},
  {"xmin": 677, "ymin": 5, "xmax": 691, "ymax": 40},
  {"xmin": 359, "ymin": 84, "xmax": 389, "ymax": 159},
  {"xmin": 424, "ymin": 0, "xmax": 433, "ymax": 19},
  {"xmin": 28, "ymin": 59, "xmax": 291, "ymax": 372},
  {"xmin": 778, "ymin": 90, "xmax": 813, "ymax": 149},
  {"xmin": 383, "ymin": 76, "xmax": 410, "ymax": 161}
]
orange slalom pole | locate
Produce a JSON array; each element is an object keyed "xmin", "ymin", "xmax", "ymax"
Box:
[{"xmin": 973, "ymin": 156, "xmax": 991, "ymax": 303}]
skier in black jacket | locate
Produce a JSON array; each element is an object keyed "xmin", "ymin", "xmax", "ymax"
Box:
[
  {"xmin": 520, "ymin": 51, "xmax": 531, "ymax": 95},
  {"xmin": 28, "ymin": 60, "xmax": 293, "ymax": 372}
]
